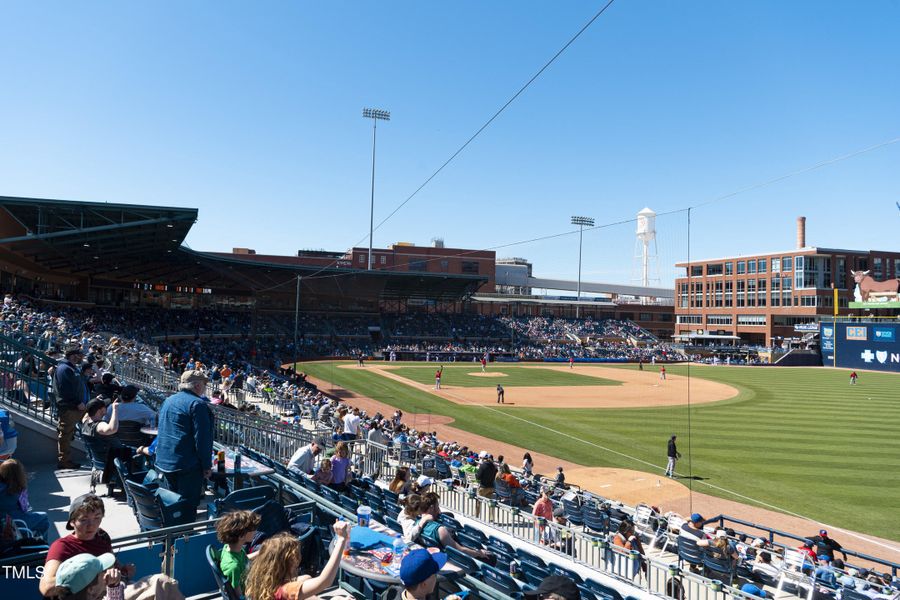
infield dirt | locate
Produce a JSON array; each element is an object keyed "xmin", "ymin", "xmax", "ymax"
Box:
[{"xmin": 341, "ymin": 363, "xmax": 737, "ymax": 408}]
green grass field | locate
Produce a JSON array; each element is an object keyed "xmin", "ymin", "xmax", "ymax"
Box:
[
  {"xmin": 387, "ymin": 364, "xmax": 620, "ymax": 387},
  {"xmin": 300, "ymin": 361, "xmax": 900, "ymax": 541}
]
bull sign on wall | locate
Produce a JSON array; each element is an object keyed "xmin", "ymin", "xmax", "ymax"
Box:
[{"xmin": 850, "ymin": 270, "xmax": 900, "ymax": 304}]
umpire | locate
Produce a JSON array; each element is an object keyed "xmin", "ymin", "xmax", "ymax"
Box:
[{"xmin": 665, "ymin": 435, "xmax": 681, "ymax": 478}]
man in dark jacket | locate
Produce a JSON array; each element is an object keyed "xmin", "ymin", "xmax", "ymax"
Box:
[
  {"xmin": 155, "ymin": 369, "xmax": 213, "ymax": 521},
  {"xmin": 475, "ymin": 453, "xmax": 497, "ymax": 499},
  {"xmin": 665, "ymin": 435, "xmax": 680, "ymax": 478},
  {"xmin": 54, "ymin": 346, "xmax": 88, "ymax": 469}
]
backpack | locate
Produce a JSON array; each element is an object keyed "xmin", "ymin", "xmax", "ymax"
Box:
[
  {"xmin": 250, "ymin": 501, "xmax": 321, "ymax": 575},
  {"xmin": 420, "ymin": 520, "xmax": 443, "ymax": 548}
]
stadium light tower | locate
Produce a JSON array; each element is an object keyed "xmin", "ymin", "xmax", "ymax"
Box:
[
  {"xmin": 362, "ymin": 107, "xmax": 390, "ymax": 271},
  {"xmin": 571, "ymin": 215, "xmax": 594, "ymax": 318}
]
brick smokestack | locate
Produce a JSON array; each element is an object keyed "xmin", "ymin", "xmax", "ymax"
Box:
[{"xmin": 796, "ymin": 216, "xmax": 806, "ymax": 249}]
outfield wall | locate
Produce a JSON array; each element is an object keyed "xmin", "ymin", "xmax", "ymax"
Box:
[{"xmin": 820, "ymin": 321, "xmax": 900, "ymax": 373}]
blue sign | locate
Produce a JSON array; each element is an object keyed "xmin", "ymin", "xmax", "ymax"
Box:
[
  {"xmin": 820, "ymin": 325, "xmax": 834, "ymax": 351},
  {"xmin": 825, "ymin": 322, "xmax": 900, "ymax": 373},
  {"xmin": 873, "ymin": 326, "xmax": 896, "ymax": 343}
]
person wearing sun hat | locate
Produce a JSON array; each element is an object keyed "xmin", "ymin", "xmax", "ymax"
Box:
[
  {"xmin": 399, "ymin": 548, "xmax": 447, "ymax": 600},
  {"xmin": 49, "ymin": 552, "xmax": 122, "ymax": 600}
]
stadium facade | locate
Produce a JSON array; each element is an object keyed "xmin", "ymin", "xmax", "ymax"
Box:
[
  {"xmin": 674, "ymin": 217, "xmax": 900, "ymax": 346},
  {"xmin": 0, "ymin": 196, "xmax": 674, "ymax": 338}
]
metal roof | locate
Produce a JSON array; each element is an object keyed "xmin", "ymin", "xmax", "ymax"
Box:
[{"xmin": 0, "ymin": 196, "xmax": 486, "ymax": 300}]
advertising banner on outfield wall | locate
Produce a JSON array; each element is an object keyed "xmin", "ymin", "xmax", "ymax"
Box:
[{"xmin": 820, "ymin": 322, "xmax": 900, "ymax": 373}]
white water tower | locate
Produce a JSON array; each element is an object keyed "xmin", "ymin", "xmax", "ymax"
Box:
[{"xmin": 634, "ymin": 207, "xmax": 659, "ymax": 293}]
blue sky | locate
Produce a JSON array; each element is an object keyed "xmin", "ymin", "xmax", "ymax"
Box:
[{"xmin": 1, "ymin": 2, "xmax": 898, "ymax": 286}]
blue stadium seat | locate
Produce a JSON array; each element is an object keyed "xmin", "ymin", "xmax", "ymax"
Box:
[
  {"xmin": 583, "ymin": 579, "xmax": 625, "ymax": 600},
  {"xmin": 550, "ymin": 563, "xmax": 584, "ymax": 584},
  {"xmin": 462, "ymin": 524, "xmax": 488, "ymax": 544},
  {"xmin": 208, "ymin": 484, "xmax": 276, "ymax": 517},
  {"xmin": 339, "ymin": 494, "xmax": 360, "ymax": 512},
  {"xmin": 480, "ymin": 564, "xmax": 522, "ymax": 596},
  {"xmin": 676, "ymin": 536, "xmax": 704, "ymax": 571},
  {"xmin": 701, "ymin": 550, "xmax": 735, "ymax": 584},
  {"xmin": 444, "ymin": 546, "xmax": 480, "ymax": 574}
]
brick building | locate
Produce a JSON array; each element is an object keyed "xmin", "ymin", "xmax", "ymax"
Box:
[{"xmin": 674, "ymin": 217, "xmax": 900, "ymax": 346}]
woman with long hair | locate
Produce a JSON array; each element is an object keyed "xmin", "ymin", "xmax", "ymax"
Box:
[
  {"xmin": 388, "ymin": 467, "xmax": 411, "ymax": 495},
  {"xmin": 244, "ymin": 521, "xmax": 349, "ymax": 600},
  {"xmin": 522, "ymin": 452, "xmax": 533, "ymax": 478}
]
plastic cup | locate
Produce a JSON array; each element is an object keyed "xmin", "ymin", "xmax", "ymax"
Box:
[{"xmin": 357, "ymin": 505, "xmax": 372, "ymax": 527}]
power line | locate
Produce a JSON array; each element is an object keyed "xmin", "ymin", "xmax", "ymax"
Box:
[{"xmin": 369, "ymin": 0, "xmax": 618, "ymax": 237}]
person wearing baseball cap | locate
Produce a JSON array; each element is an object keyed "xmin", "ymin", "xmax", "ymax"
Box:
[
  {"xmin": 524, "ymin": 574, "xmax": 581, "ymax": 600},
  {"xmin": 54, "ymin": 345, "xmax": 89, "ymax": 469},
  {"xmin": 679, "ymin": 513, "xmax": 707, "ymax": 540},
  {"xmin": 40, "ymin": 494, "xmax": 136, "ymax": 597},
  {"xmin": 808, "ymin": 529, "xmax": 847, "ymax": 561},
  {"xmin": 399, "ymin": 548, "xmax": 447, "ymax": 599},
  {"xmin": 50, "ymin": 552, "xmax": 120, "ymax": 599},
  {"xmin": 154, "ymin": 368, "xmax": 213, "ymax": 522}
]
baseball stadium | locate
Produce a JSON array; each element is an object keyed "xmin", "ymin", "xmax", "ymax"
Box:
[{"xmin": 0, "ymin": 195, "xmax": 897, "ymax": 600}]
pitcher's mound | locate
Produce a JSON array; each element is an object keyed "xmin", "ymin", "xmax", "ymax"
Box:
[{"xmin": 468, "ymin": 372, "xmax": 508, "ymax": 377}]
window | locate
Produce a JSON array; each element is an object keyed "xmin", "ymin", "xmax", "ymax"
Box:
[
  {"xmin": 757, "ymin": 278, "xmax": 767, "ymax": 307},
  {"xmin": 724, "ymin": 281, "xmax": 733, "ymax": 307},
  {"xmin": 358, "ymin": 254, "xmax": 365, "ymax": 263},
  {"xmin": 795, "ymin": 256, "xmax": 804, "ymax": 270},
  {"xmin": 736, "ymin": 280, "xmax": 745, "ymax": 307},
  {"xmin": 758, "ymin": 258, "xmax": 767, "ymax": 273},
  {"xmin": 380, "ymin": 255, "xmax": 387, "ymax": 265},
  {"xmin": 737, "ymin": 315, "xmax": 766, "ymax": 325},
  {"xmin": 714, "ymin": 281, "xmax": 723, "ymax": 307},
  {"xmin": 747, "ymin": 278, "xmax": 757, "ymax": 306},
  {"xmin": 707, "ymin": 263, "xmax": 723, "ymax": 276},
  {"xmin": 801, "ymin": 296, "xmax": 819, "ymax": 307},
  {"xmin": 690, "ymin": 265, "xmax": 703, "ymax": 277},
  {"xmin": 895, "ymin": 259, "xmax": 900, "ymax": 278},
  {"xmin": 783, "ymin": 256, "xmax": 793, "ymax": 271},
  {"xmin": 748, "ymin": 260, "xmax": 757, "ymax": 274},
  {"xmin": 725, "ymin": 262, "xmax": 733, "ymax": 276},
  {"xmin": 461, "ymin": 261, "xmax": 479, "ymax": 274},
  {"xmin": 737, "ymin": 261, "xmax": 746, "ymax": 275},
  {"xmin": 639, "ymin": 313, "xmax": 653, "ymax": 321},
  {"xmin": 408, "ymin": 260, "xmax": 427, "ymax": 272},
  {"xmin": 678, "ymin": 283, "xmax": 688, "ymax": 308},
  {"xmin": 874, "ymin": 257, "xmax": 883, "ymax": 279},
  {"xmin": 440, "ymin": 259, "xmax": 449, "ymax": 272},
  {"xmin": 676, "ymin": 315, "xmax": 702, "ymax": 324},
  {"xmin": 771, "ymin": 277, "xmax": 781, "ymax": 307},
  {"xmin": 707, "ymin": 315, "xmax": 733, "ymax": 325},
  {"xmin": 771, "ymin": 258, "xmax": 781, "ymax": 273}
]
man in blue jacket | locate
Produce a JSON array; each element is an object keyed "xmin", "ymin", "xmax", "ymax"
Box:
[
  {"xmin": 54, "ymin": 346, "xmax": 88, "ymax": 469},
  {"xmin": 155, "ymin": 369, "xmax": 213, "ymax": 521}
]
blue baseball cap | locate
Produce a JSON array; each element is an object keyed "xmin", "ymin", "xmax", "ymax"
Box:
[
  {"xmin": 741, "ymin": 584, "xmax": 767, "ymax": 598},
  {"xmin": 399, "ymin": 548, "xmax": 447, "ymax": 587},
  {"xmin": 690, "ymin": 513, "xmax": 703, "ymax": 523},
  {"xmin": 56, "ymin": 553, "xmax": 116, "ymax": 594}
]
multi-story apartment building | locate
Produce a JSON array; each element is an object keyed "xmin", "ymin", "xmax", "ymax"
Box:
[{"xmin": 674, "ymin": 218, "xmax": 900, "ymax": 346}]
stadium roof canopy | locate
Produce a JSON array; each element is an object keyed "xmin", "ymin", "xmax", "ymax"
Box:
[{"xmin": 0, "ymin": 196, "xmax": 486, "ymax": 300}]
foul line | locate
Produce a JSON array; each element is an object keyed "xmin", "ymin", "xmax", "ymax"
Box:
[{"xmin": 463, "ymin": 401, "xmax": 900, "ymax": 554}]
